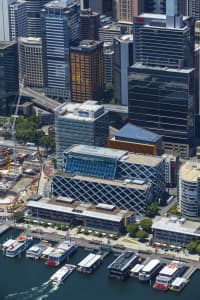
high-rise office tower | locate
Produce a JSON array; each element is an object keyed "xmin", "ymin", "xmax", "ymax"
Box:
[
  {"xmin": 54, "ymin": 102, "xmax": 109, "ymax": 167},
  {"xmin": 80, "ymin": 0, "xmax": 113, "ymax": 16},
  {"xmin": 80, "ymin": 9, "xmax": 100, "ymax": 40},
  {"xmin": 116, "ymin": 0, "xmax": 143, "ymax": 23},
  {"xmin": 71, "ymin": 40, "xmax": 104, "ymax": 102},
  {"xmin": 103, "ymin": 42, "xmax": 114, "ymax": 84},
  {"xmin": 143, "ymin": 0, "xmax": 188, "ymax": 15},
  {"xmin": 128, "ymin": 0, "xmax": 196, "ymax": 158},
  {"xmin": 0, "ymin": 0, "xmax": 15, "ymax": 41},
  {"xmin": 0, "ymin": 41, "xmax": 19, "ymax": 115},
  {"xmin": 18, "ymin": 37, "xmax": 44, "ymax": 88},
  {"xmin": 113, "ymin": 34, "xmax": 133, "ymax": 105},
  {"xmin": 26, "ymin": 0, "xmax": 49, "ymax": 37},
  {"xmin": 188, "ymin": 0, "xmax": 200, "ymax": 21},
  {"xmin": 41, "ymin": 0, "xmax": 80, "ymax": 101},
  {"xmin": 9, "ymin": 0, "xmax": 27, "ymax": 40}
]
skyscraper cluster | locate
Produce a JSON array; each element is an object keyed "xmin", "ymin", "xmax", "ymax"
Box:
[{"xmin": 0, "ymin": 0, "xmax": 200, "ymax": 158}]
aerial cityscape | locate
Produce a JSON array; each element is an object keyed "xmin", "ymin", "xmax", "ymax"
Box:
[{"xmin": 1, "ymin": 0, "xmax": 200, "ymax": 299}]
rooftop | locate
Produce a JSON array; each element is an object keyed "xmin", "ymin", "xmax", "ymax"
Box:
[
  {"xmin": 65, "ymin": 144, "xmax": 164, "ymax": 167},
  {"xmin": 71, "ymin": 40, "xmax": 103, "ymax": 51},
  {"xmin": 45, "ymin": 0, "xmax": 76, "ymax": 9},
  {"xmin": 115, "ymin": 35, "xmax": 133, "ymax": 43},
  {"xmin": 131, "ymin": 63, "xmax": 195, "ymax": 74},
  {"xmin": 152, "ymin": 216, "xmax": 200, "ymax": 237},
  {"xmin": 0, "ymin": 41, "xmax": 16, "ymax": 50},
  {"xmin": 107, "ymin": 251, "xmax": 138, "ymax": 271},
  {"xmin": 137, "ymin": 13, "xmax": 190, "ymax": 22},
  {"xmin": 114, "ymin": 123, "xmax": 162, "ymax": 144},
  {"xmin": 55, "ymin": 101, "xmax": 105, "ymax": 120},
  {"xmin": 66, "ymin": 144, "xmax": 127, "ymax": 160},
  {"xmin": 18, "ymin": 37, "xmax": 42, "ymax": 45},
  {"xmin": 180, "ymin": 160, "xmax": 200, "ymax": 182},
  {"xmin": 78, "ymin": 253, "xmax": 101, "ymax": 268},
  {"xmin": 27, "ymin": 198, "xmax": 134, "ymax": 222},
  {"xmin": 55, "ymin": 172, "xmax": 151, "ymax": 190}
]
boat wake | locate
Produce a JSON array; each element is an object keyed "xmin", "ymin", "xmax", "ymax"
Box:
[{"xmin": 5, "ymin": 281, "xmax": 59, "ymax": 300}]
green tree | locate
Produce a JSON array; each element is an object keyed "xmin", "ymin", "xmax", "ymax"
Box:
[
  {"xmin": 140, "ymin": 218, "xmax": 152, "ymax": 233},
  {"xmin": 136, "ymin": 230, "xmax": 148, "ymax": 242},
  {"xmin": 196, "ymin": 243, "xmax": 200, "ymax": 254},
  {"xmin": 186, "ymin": 241, "xmax": 198, "ymax": 253},
  {"xmin": 39, "ymin": 135, "xmax": 55, "ymax": 152},
  {"xmin": 126, "ymin": 223, "xmax": 139, "ymax": 237},
  {"xmin": 145, "ymin": 202, "xmax": 159, "ymax": 217},
  {"xmin": 13, "ymin": 211, "xmax": 24, "ymax": 220}
]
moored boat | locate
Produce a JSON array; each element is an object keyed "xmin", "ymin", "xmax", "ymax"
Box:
[
  {"xmin": 153, "ymin": 260, "xmax": 186, "ymax": 291},
  {"xmin": 139, "ymin": 259, "xmax": 162, "ymax": 282},
  {"xmin": 45, "ymin": 241, "xmax": 76, "ymax": 267},
  {"xmin": 6, "ymin": 235, "xmax": 33, "ymax": 258},
  {"xmin": 26, "ymin": 241, "xmax": 49, "ymax": 259}
]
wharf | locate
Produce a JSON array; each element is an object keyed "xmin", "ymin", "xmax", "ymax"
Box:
[
  {"xmin": 184, "ymin": 266, "xmax": 197, "ymax": 280},
  {"xmin": 0, "ymin": 224, "xmax": 10, "ymax": 236}
]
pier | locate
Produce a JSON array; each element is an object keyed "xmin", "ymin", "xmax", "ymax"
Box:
[
  {"xmin": 184, "ymin": 266, "xmax": 197, "ymax": 280},
  {"xmin": 0, "ymin": 224, "xmax": 10, "ymax": 236},
  {"xmin": 77, "ymin": 253, "xmax": 102, "ymax": 274},
  {"xmin": 107, "ymin": 251, "xmax": 139, "ymax": 280}
]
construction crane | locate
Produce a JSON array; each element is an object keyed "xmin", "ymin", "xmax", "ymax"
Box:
[{"xmin": 8, "ymin": 79, "xmax": 24, "ymax": 178}]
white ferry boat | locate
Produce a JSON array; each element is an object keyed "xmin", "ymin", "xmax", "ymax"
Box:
[
  {"xmin": 153, "ymin": 260, "xmax": 186, "ymax": 291},
  {"xmin": 2, "ymin": 239, "xmax": 16, "ymax": 252},
  {"xmin": 49, "ymin": 264, "xmax": 76, "ymax": 285},
  {"xmin": 45, "ymin": 241, "xmax": 76, "ymax": 267},
  {"xmin": 170, "ymin": 277, "xmax": 188, "ymax": 292},
  {"xmin": 6, "ymin": 235, "xmax": 33, "ymax": 258},
  {"xmin": 130, "ymin": 264, "xmax": 144, "ymax": 278},
  {"xmin": 26, "ymin": 241, "xmax": 49, "ymax": 259},
  {"xmin": 139, "ymin": 259, "xmax": 161, "ymax": 282}
]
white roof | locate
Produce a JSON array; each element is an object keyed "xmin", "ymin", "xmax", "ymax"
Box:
[
  {"xmin": 78, "ymin": 253, "xmax": 101, "ymax": 268},
  {"xmin": 27, "ymin": 201, "xmax": 123, "ymax": 223},
  {"xmin": 142, "ymin": 259, "xmax": 160, "ymax": 273},
  {"xmin": 152, "ymin": 216, "xmax": 200, "ymax": 237},
  {"xmin": 130, "ymin": 264, "xmax": 144, "ymax": 273},
  {"xmin": 42, "ymin": 247, "xmax": 54, "ymax": 256},
  {"xmin": 2, "ymin": 239, "xmax": 15, "ymax": 247},
  {"xmin": 159, "ymin": 261, "xmax": 184, "ymax": 277},
  {"xmin": 171, "ymin": 277, "xmax": 186, "ymax": 287}
]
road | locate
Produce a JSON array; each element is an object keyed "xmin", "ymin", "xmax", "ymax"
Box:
[
  {"xmin": 22, "ymin": 87, "xmax": 60, "ymax": 112},
  {"xmin": 22, "ymin": 88, "xmax": 129, "ymax": 115}
]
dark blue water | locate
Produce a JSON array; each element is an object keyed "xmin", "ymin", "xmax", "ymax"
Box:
[{"xmin": 0, "ymin": 230, "xmax": 199, "ymax": 300}]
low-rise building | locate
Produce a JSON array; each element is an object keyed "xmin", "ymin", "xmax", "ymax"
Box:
[
  {"xmin": 51, "ymin": 144, "xmax": 165, "ymax": 214},
  {"xmin": 26, "ymin": 197, "xmax": 135, "ymax": 234},
  {"xmin": 152, "ymin": 216, "xmax": 200, "ymax": 246},
  {"xmin": 108, "ymin": 123, "xmax": 163, "ymax": 156}
]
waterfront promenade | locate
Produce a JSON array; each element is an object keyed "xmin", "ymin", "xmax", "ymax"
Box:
[{"xmin": 7, "ymin": 222, "xmax": 200, "ymax": 266}]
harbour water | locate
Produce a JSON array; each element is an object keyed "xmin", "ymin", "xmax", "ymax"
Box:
[{"xmin": 1, "ymin": 230, "xmax": 200, "ymax": 300}]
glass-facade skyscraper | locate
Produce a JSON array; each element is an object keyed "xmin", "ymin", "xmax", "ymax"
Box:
[
  {"xmin": 128, "ymin": 5, "xmax": 196, "ymax": 158},
  {"xmin": 41, "ymin": 0, "xmax": 80, "ymax": 101}
]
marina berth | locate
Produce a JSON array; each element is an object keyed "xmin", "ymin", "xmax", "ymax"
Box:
[
  {"xmin": 45, "ymin": 241, "xmax": 76, "ymax": 266},
  {"xmin": 41, "ymin": 246, "xmax": 54, "ymax": 260},
  {"xmin": 77, "ymin": 253, "xmax": 102, "ymax": 274},
  {"xmin": 170, "ymin": 277, "xmax": 188, "ymax": 292},
  {"xmin": 26, "ymin": 242, "xmax": 47, "ymax": 259},
  {"xmin": 6, "ymin": 235, "xmax": 33, "ymax": 258},
  {"xmin": 130, "ymin": 264, "xmax": 144, "ymax": 278},
  {"xmin": 50, "ymin": 264, "xmax": 76, "ymax": 285},
  {"xmin": 139, "ymin": 259, "xmax": 161, "ymax": 282},
  {"xmin": 107, "ymin": 251, "xmax": 139, "ymax": 280},
  {"xmin": 153, "ymin": 260, "xmax": 186, "ymax": 291}
]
